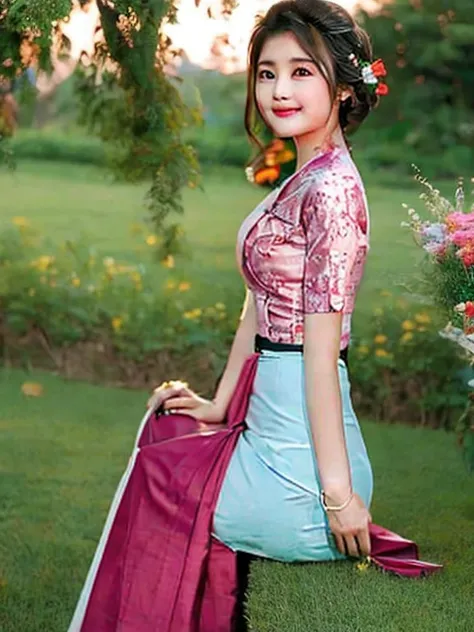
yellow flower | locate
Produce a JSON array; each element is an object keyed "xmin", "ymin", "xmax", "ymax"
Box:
[
  {"xmin": 162, "ymin": 255, "xmax": 175, "ymax": 269},
  {"xmin": 357, "ymin": 345, "xmax": 370, "ymax": 356},
  {"xmin": 111, "ymin": 316, "xmax": 124, "ymax": 332},
  {"xmin": 130, "ymin": 271, "xmax": 142, "ymax": 284},
  {"xmin": 215, "ymin": 302, "xmax": 226, "ymax": 311},
  {"xmin": 178, "ymin": 281, "xmax": 191, "ymax": 292},
  {"xmin": 28, "ymin": 288, "xmax": 36, "ymax": 297},
  {"xmin": 355, "ymin": 557, "xmax": 372, "ymax": 573},
  {"xmin": 146, "ymin": 234, "xmax": 158, "ymax": 246},
  {"xmin": 401, "ymin": 331, "xmax": 414, "ymax": 343},
  {"xmin": 374, "ymin": 334, "xmax": 388, "ymax": 345},
  {"xmin": 72, "ymin": 277, "xmax": 81, "ymax": 288},
  {"xmin": 415, "ymin": 312, "xmax": 431, "ymax": 325},
  {"xmin": 12, "ymin": 216, "xmax": 29, "ymax": 228},
  {"xmin": 379, "ymin": 290, "xmax": 392, "ymax": 298},
  {"xmin": 166, "ymin": 279, "xmax": 177, "ymax": 290},
  {"xmin": 401, "ymin": 320, "xmax": 415, "ymax": 331},
  {"xmin": 373, "ymin": 307, "xmax": 384, "ymax": 317},
  {"xmin": 418, "ymin": 326, "xmax": 427, "ymax": 332},
  {"xmin": 32, "ymin": 255, "xmax": 55, "ymax": 272},
  {"xmin": 103, "ymin": 257, "xmax": 115, "ymax": 268},
  {"xmin": 183, "ymin": 308, "xmax": 202, "ymax": 320},
  {"xmin": 375, "ymin": 348, "xmax": 391, "ymax": 358}
]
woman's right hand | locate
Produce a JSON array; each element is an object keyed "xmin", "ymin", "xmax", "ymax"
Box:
[
  {"xmin": 146, "ymin": 381, "xmax": 226, "ymax": 426},
  {"xmin": 146, "ymin": 380, "xmax": 189, "ymax": 414},
  {"xmin": 325, "ymin": 492, "xmax": 372, "ymax": 558}
]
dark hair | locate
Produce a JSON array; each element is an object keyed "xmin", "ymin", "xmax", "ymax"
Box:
[{"xmin": 244, "ymin": 0, "xmax": 379, "ymax": 149}]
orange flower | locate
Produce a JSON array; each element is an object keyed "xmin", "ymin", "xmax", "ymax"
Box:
[
  {"xmin": 254, "ymin": 165, "xmax": 280, "ymax": 185},
  {"xmin": 376, "ymin": 83, "xmax": 389, "ymax": 96},
  {"xmin": 371, "ymin": 59, "xmax": 387, "ymax": 77}
]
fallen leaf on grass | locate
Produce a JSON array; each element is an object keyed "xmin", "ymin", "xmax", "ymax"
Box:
[{"xmin": 21, "ymin": 382, "xmax": 44, "ymax": 397}]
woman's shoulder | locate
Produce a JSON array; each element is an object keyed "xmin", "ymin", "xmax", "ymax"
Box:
[
  {"xmin": 306, "ymin": 149, "xmax": 366, "ymax": 198},
  {"xmin": 300, "ymin": 152, "xmax": 370, "ymax": 241},
  {"xmin": 303, "ymin": 151, "xmax": 368, "ymax": 222},
  {"xmin": 255, "ymin": 145, "xmax": 368, "ymax": 231}
]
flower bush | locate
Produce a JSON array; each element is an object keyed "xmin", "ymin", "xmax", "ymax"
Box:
[
  {"xmin": 1, "ymin": 220, "xmax": 470, "ymax": 432},
  {"xmin": 350, "ymin": 292, "xmax": 470, "ymax": 430},
  {"xmin": 0, "ymin": 219, "xmax": 236, "ymax": 381}
]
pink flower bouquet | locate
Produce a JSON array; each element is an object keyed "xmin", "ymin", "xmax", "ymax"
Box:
[
  {"xmin": 402, "ymin": 168, "xmax": 474, "ymax": 471},
  {"xmin": 402, "ymin": 168, "xmax": 474, "ymax": 335}
]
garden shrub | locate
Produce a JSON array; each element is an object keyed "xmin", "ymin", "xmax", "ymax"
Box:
[
  {"xmin": 0, "ymin": 218, "xmax": 236, "ymax": 389},
  {"xmin": 10, "ymin": 129, "xmax": 106, "ymax": 166},
  {"xmin": 0, "ymin": 220, "xmax": 469, "ymax": 429},
  {"xmin": 350, "ymin": 293, "xmax": 471, "ymax": 429}
]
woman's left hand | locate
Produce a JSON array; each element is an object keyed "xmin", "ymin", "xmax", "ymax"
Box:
[{"xmin": 325, "ymin": 492, "xmax": 372, "ymax": 558}]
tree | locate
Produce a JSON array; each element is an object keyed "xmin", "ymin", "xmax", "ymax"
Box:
[
  {"xmin": 0, "ymin": 0, "xmax": 235, "ymax": 260},
  {"xmin": 358, "ymin": 0, "xmax": 474, "ymax": 173}
]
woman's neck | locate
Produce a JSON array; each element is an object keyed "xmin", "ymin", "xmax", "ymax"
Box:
[{"xmin": 293, "ymin": 126, "xmax": 347, "ymax": 171}]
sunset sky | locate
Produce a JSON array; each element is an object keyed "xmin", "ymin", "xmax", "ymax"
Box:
[
  {"xmin": 166, "ymin": 0, "xmax": 377, "ymax": 73},
  {"xmin": 55, "ymin": 0, "xmax": 378, "ymax": 87}
]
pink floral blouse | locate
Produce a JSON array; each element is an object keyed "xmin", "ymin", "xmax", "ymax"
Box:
[{"xmin": 236, "ymin": 144, "xmax": 370, "ymax": 349}]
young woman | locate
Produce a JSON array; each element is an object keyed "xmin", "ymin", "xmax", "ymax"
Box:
[
  {"xmin": 161, "ymin": 0, "xmax": 380, "ymax": 564},
  {"xmin": 69, "ymin": 2, "xmax": 438, "ymax": 631}
]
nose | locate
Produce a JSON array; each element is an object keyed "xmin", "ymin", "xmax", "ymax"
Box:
[{"xmin": 273, "ymin": 74, "xmax": 292, "ymax": 102}]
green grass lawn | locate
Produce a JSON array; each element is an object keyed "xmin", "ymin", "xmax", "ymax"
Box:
[
  {"xmin": 1, "ymin": 160, "xmax": 471, "ymax": 630},
  {"xmin": 0, "ymin": 158, "xmax": 428, "ymax": 318},
  {"xmin": 0, "ymin": 367, "xmax": 472, "ymax": 631}
]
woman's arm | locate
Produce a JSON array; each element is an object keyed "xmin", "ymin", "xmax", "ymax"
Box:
[
  {"xmin": 212, "ymin": 287, "xmax": 258, "ymax": 418},
  {"xmin": 304, "ymin": 310, "xmax": 372, "ymax": 558},
  {"xmin": 303, "ymin": 311, "xmax": 352, "ymax": 503}
]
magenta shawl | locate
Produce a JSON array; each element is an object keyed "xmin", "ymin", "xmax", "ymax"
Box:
[{"xmin": 69, "ymin": 354, "xmax": 442, "ymax": 632}]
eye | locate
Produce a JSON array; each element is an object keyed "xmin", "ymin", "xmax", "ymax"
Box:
[
  {"xmin": 257, "ymin": 69, "xmax": 275, "ymax": 81},
  {"xmin": 294, "ymin": 67, "xmax": 312, "ymax": 77}
]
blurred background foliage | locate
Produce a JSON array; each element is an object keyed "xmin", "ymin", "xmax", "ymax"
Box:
[
  {"xmin": 2, "ymin": 0, "xmax": 474, "ymax": 183},
  {"xmin": 356, "ymin": 0, "xmax": 474, "ymax": 178}
]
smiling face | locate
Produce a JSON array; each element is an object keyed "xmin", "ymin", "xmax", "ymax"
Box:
[{"xmin": 255, "ymin": 31, "xmax": 336, "ymax": 143}]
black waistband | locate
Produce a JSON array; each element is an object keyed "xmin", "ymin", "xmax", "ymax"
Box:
[{"xmin": 254, "ymin": 334, "xmax": 348, "ymax": 366}]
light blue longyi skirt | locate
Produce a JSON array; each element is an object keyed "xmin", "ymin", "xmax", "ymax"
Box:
[{"xmin": 212, "ymin": 349, "xmax": 374, "ymax": 563}]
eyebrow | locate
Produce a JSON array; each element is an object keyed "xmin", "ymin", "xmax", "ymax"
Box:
[{"xmin": 257, "ymin": 57, "xmax": 315, "ymax": 66}]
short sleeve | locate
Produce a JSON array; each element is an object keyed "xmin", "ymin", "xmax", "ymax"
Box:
[{"xmin": 301, "ymin": 175, "xmax": 369, "ymax": 314}]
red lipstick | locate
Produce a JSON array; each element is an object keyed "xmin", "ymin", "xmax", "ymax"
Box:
[{"xmin": 272, "ymin": 108, "xmax": 301, "ymax": 118}]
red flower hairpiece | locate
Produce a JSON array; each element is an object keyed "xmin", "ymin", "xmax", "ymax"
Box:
[{"xmin": 349, "ymin": 54, "xmax": 389, "ymax": 96}]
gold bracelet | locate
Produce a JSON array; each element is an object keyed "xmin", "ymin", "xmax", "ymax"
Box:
[{"xmin": 321, "ymin": 490, "xmax": 354, "ymax": 512}]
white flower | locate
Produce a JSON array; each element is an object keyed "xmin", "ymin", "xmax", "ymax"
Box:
[{"xmin": 361, "ymin": 65, "xmax": 378, "ymax": 85}]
